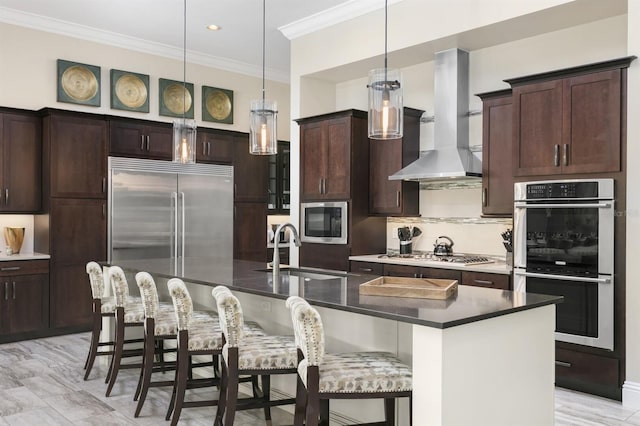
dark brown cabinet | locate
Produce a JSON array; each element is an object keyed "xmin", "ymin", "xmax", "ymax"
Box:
[
  {"xmin": 0, "ymin": 110, "xmax": 42, "ymax": 212},
  {"xmin": 383, "ymin": 264, "xmax": 461, "ymax": 281},
  {"xmin": 477, "ymin": 90, "xmax": 513, "ymax": 217},
  {"xmin": 369, "ymin": 108, "xmax": 422, "ymax": 216},
  {"xmin": 37, "ymin": 110, "xmax": 108, "ymax": 331},
  {"xmin": 0, "ymin": 260, "xmax": 49, "ymax": 338},
  {"xmin": 555, "ymin": 347, "xmax": 620, "ymax": 400},
  {"xmin": 299, "ymin": 110, "xmax": 367, "ymax": 201},
  {"xmin": 233, "ymin": 133, "xmax": 268, "ymax": 261},
  {"xmin": 47, "ymin": 113, "xmax": 107, "ymax": 199},
  {"xmin": 300, "ymin": 243, "xmax": 351, "ymax": 272},
  {"xmin": 233, "ymin": 133, "xmax": 268, "ymax": 203},
  {"xmin": 350, "ymin": 261, "xmax": 384, "ymax": 275},
  {"xmin": 196, "ymin": 129, "xmax": 233, "ymax": 164},
  {"xmin": 460, "ymin": 271, "xmax": 510, "ymax": 290},
  {"xmin": 507, "ymin": 58, "xmax": 634, "ymax": 177},
  {"xmin": 234, "ymin": 202, "xmax": 267, "ymax": 262},
  {"xmin": 267, "ymin": 247, "xmax": 290, "ymax": 266},
  {"xmin": 109, "ymin": 119, "xmax": 173, "ymax": 160}
]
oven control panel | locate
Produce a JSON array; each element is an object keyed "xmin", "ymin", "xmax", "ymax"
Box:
[{"xmin": 526, "ymin": 182, "xmax": 598, "ymax": 199}]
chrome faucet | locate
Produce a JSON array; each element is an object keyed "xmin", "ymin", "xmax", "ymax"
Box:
[{"xmin": 273, "ymin": 223, "xmax": 301, "ymax": 279}]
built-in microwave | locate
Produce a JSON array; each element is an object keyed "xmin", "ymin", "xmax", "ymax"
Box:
[{"xmin": 300, "ymin": 201, "xmax": 348, "ymax": 244}]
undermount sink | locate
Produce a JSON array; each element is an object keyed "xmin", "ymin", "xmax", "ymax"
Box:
[{"xmin": 255, "ymin": 267, "xmax": 345, "ymax": 281}]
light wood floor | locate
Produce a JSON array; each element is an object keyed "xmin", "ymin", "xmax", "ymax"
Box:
[{"xmin": 0, "ymin": 332, "xmax": 638, "ymax": 425}]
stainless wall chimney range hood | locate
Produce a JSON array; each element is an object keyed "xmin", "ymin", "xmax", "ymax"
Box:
[{"xmin": 389, "ymin": 48, "xmax": 481, "ymax": 182}]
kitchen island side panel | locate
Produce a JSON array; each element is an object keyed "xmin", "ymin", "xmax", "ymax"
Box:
[{"xmin": 413, "ymin": 304, "xmax": 555, "ymax": 426}]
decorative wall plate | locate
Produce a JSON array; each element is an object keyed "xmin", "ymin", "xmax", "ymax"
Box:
[
  {"xmin": 111, "ymin": 69, "xmax": 149, "ymax": 112},
  {"xmin": 202, "ymin": 86, "xmax": 233, "ymax": 124},
  {"xmin": 159, "ymin": 78, "xmax": 194, "ymax": 118},
  {"xmin": 57, "ymin": 59, "xmax": 101, "ymax": 106}
]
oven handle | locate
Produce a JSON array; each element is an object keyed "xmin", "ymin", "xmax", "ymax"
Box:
[
  {"xmin": 513, "ymin": 270, "xmax": 611, "ymax": 284},
  {"xmin": 514, "ymin": 202, "xmax": 612, "ymax": 209}
]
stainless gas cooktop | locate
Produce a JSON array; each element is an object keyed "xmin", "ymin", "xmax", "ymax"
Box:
[{"xmin": 378, "ymin": 253, "xmax": 495, "ymax": 266}]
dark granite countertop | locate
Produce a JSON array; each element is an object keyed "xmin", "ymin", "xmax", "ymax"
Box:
[{"xmin": 108, "ymin": 257, "xmax": 561, "ymax": 330}]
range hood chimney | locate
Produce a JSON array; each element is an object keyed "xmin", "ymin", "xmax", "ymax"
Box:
[{"xmin": 389, "ymin": 48, "xmax": 481, "ymax": 181}]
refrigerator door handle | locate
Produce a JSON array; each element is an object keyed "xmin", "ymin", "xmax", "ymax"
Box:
[{"xmin": 171, "ymin": 192, "xmax": 178, "ymax": 273}]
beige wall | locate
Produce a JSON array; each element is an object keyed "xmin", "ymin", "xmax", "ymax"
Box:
[{"xmin": 0, "ymin": 22, "xmax": 291, "ymax": 139}]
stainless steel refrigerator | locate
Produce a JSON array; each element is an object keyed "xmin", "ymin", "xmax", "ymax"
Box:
[{"xmin": 108, "ymin": 157, "xmax": 233, "ymax": 276}]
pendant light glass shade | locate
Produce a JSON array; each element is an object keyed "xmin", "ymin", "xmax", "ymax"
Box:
[
  {"xmin": 368, "ymin": 68, "xmax": 403, "ymax": 139},
  {"xmin": 173, "ymin": 119, "xmax": 196, "ymax": 164},
  {"xmin": 249, "ymin": 99, "xmax": 278, "ymax": 155}
]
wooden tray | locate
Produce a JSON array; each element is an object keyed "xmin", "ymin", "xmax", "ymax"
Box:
[{"xmin": 359, "ymin": 276, "xmax": 457, "ymax": 300}]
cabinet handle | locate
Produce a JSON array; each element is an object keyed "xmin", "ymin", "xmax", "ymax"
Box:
[
  {"xmin": 4, "ymin": 282, "xmax": 7, "ymax": 301},
  {"xmin": 318, "ymin": 179, "xmax": 323, "ymax": 194},
  {"xmin": 12, "ymin": 281, "xmax": 15, "ymax": 300},
  {"xmin": 322, "ymin": 178, "xmax": 326, "ymax": 194},
  {"xmin": 207, "ymin": 142, "xmax": 211, "ymax": 156},
  {"xmin": 102, "ymin": 177, "xmax": 106, "ymax": 193},
  {"xmin": 482, "ymin": 188, "xmax": 487, "ymax": 207},
  {"xmin": 141, "ymin": 135, "xmax": 145, "ymax": 150},
  {"xmin": 4, "ymin": 189, "xmax": 8, "ymax": 205},
  {"xmin": 146, "ymin": 136, "xmax": 150, "ymax": 151},
  {"xmin": 555, "ymin": 361, "xmax": 572, "ymax": 368},
  {"xmin": 360, "ymin": 268, "xmax": 373, "ymax": 272},
  {"xmin": 396, "ymin": 191, "xmax": 400, "ymax": 208},
  {"xmin": 554, "ymin": 144, "xmax": 559, "ymax": 167},
  {"xmin": 563, "ymin": 144, "xmax": 568, "ymax": 166},
  {"xmin": 103, "ymin": 204, "xmax": 106, "ymax": 219},
  {"xmin": 0, "ymin": 266, "xmax": 20, "ymax": 271},
  {"xmin": 474, "ymin": 279, "xmax": 494, "ymax": 286}
]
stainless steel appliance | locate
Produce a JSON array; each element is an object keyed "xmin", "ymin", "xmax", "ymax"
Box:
[
  {"xmin": 108, "ymin": 157, "xmax": 233, "ymax": 276},
  {"xmin": 300, "ymin": 201, "xmax": 347, "ymax": 244},
  {"xmin": 513, "ymin": 179, "xmax": 614, "ymax": 350},
  {"xmin": 378, "ymin": 253, "xmax": 494, "ymax": 265}
]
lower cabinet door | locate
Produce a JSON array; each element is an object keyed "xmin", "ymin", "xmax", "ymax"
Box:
[
  {"xmin": 50, "ymin": 264, "xmax": 92, "ymax": 329},
  {"xmin": 7, "ymin": 274, "xmax": 49, "ymax": 334}
]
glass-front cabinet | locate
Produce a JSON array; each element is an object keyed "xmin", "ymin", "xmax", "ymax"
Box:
[{"xmin": 267, "ymin": 141, "xmax": 290, "ymax": 214}]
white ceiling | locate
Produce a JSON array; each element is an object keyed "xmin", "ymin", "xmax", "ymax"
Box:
[{"xmin": 0, "ymin": 0, "xmax": 388, "ymax": 82}]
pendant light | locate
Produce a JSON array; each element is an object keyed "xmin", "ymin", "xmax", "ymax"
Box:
[
  {"xmin": 173, "ymin": 0, "xmax": 196, "ymax": 163},
  {"xmin": 367, "ymin": 0, "xmax": 403, "ymax": 139},
  {"xmin": 249, "ymin": 0, "xmax": 277, "ymax": 155}
]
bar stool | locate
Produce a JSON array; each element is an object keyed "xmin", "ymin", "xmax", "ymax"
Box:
[
  {"xmin": 104, "ymin": 266, "xmax": 147, "ymax": 396},
  {"xmin": 212, "ymin": 285, "xmax": 298, "ymax": 426},
  {"xmin": 286, "ymin": 296, "xmax": 413, "ymax": 426},
  {"xmin": 134, "ymin": 272, "xmax": 220, "ymax": 417}
]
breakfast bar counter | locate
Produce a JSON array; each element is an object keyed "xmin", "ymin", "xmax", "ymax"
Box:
[{"xmin": 106, "ymin": 257, "xmax": 561, "ymax": 425}]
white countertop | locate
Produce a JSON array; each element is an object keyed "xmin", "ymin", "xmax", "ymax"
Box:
[
  {"xmin": 0, "ymin": 252, "xmax": 50, "ymax": 261},
  {"xmin": 349, "ymin": 254, "xmax": 512, "ymax": 275}
]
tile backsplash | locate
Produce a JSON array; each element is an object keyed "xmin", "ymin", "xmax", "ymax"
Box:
[{"xmin": 0, "ymin": 215, "xmax": 34, "ymax": 254}]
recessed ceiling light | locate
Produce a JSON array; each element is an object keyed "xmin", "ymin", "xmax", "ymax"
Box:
[{"xmin": 207, "ymin": 24, "xmax": 221, "ymax": 31}]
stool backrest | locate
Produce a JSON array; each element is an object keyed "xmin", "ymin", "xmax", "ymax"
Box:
[
  {"xmin": 286, "ymin": 296, "xmax": 325, "ymax": 366},
  {"xmin": 167, "ymin": 278, "xmax": 193, "ymax": 331},
  {"xmin": 109, "ymin": 266, "xmax": 131, "ymax": 307},
  {"xmin": 212, "ymin": 286, "xmax": 245, "ymax": 347},
  {"xmin": 86, "ymin": 261, "xmax": 105, "ymax": 300},
  {"xmin": 135, "ymin": 272, "xmax": 160, "ymax": 318}
]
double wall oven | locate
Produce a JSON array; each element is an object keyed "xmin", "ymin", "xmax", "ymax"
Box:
[{"xmin": 514, "ymin": 179, "xmax": 614, "ymax": 350}]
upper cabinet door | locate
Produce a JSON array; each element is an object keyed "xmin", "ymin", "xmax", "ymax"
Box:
[
  {"xmin": 323, "ymin": 117, "xmax": 351, "ymax": 199},
  {"xmin": 562, "ymin": 69, "xmax": 621, "ymax": 174},
  {"xmin": 49, "ymin": 114, "xmax": 107, "ymax": 199},
  {"xmin": 1, "ymin": 112, "xmax": 42, "ymax": 212},
  {"xmin": 196, "ymin": 130, "xmax": 233, "ymax": 164},
  {"xmin": 512, "ymin": 80, "xmax": 563, "ymax": 177},
  {"xmin": 300, "ymin": 121, "xmax": 327, "ymax": 200},
  {"xmin": 233, "ymin": 133, "xmax": 268, "ymax": 202},
  {"xmin": 110, "ymin": 120, "xmax": 172, "ymax": 160}
]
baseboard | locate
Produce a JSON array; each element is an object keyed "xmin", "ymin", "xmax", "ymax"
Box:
[{"xmin": 623, "ymin": 381, "xmax": 640, "ymax": 408}]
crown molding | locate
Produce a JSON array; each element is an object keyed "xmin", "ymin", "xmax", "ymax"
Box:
[
  {"xmin": 279, "ymin": 0, "xmax": 405, "ymax": 40},
  {"xmin": 0, "ymin": 6, "xmax": 289, "ymax": 83}
]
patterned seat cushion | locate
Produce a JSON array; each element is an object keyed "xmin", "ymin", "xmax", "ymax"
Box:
[
  {"xmin": 222, "ymin": 335, "xmax": 297, "ymax": 371},
  {"xmin": 100, "ymin": 296, "xmax": 116, "ymax": 314},
  {"xmin": 298, "ymin": 352, "xmax": 412, "ymax": 394},
  {"xmin": 183, "ymin": 320, "xmax": 264, "ymax": 352}
]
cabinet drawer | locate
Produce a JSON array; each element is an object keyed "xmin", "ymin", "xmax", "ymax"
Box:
[
  {"xmin": 461, "ymin": 271, "xmax": 510, "ymax": 290},
  {"xmin": 350, "ymin": 261, "xmax": 383, "ymax": 275},
  {"xmin": 0, "ymin": 260, "xmax": 49, "ymax": 276},
  {"xmin": 555, "ymin": 348, "xmax": 620, "ymax": 398},
  {"xmin": 419, "ymin": 267, "xmax": 461, "ymax": 281}
]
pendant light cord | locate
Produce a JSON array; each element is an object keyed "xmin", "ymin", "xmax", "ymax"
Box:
[
  {"xmin": 384, "ymin": 0, "xmax": 388, "ymax": 83},
  {"xmin": 262, "ymin": 0, "xmax": 266, "ymax": 105},
  {"xmin": 182, "ymin": 0, "xmax": 187, "ymax": 124}
]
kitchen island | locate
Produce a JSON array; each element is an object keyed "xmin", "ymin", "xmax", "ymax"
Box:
[{"xmin": 107, "ymin": 257, "xmax": 560, "ymax": 426}]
